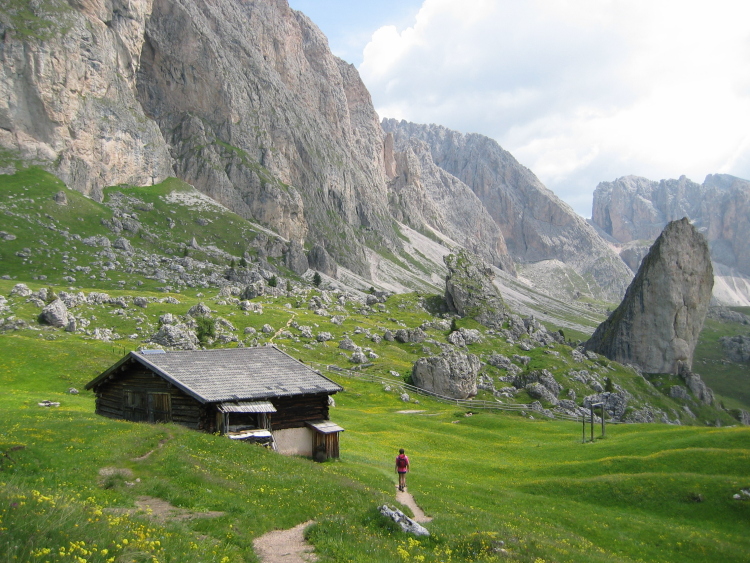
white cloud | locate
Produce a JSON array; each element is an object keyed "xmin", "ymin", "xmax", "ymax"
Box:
[{"xmin": 359, "ymin": 0, "xmax": 750, "ymax": 216}]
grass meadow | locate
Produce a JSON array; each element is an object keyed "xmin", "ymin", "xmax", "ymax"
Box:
[{"xmin": 1, "ymin": 332, "xmax": 749, "ymax": 563}]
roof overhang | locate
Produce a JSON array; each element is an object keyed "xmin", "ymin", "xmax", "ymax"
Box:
[
  {"xmin": 218, "ymin": 401, "xmax": 277, "ymax": 414},
  {"xmin": 306, "ymin": 420, "xmax": 344, "ymax": 434}
]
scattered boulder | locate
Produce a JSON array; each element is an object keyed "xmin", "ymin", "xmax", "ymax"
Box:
[
  {"xmin": 82, "ymin": 235, "xmax": 111, "ymax": 248},
  {"xmin": 412, "ymin": 350, "xmax": 481, "ymax": 399},
  {"xmin": 379, "ymin": 505, "xmax": 429, "ymax": 536},
  {"xmin": 585, "ymin": 218, "xmax": 713, "ymax": 374},
  {"xmin": 525, "ymin": 382, "xmax": 559, "ymax": 405},
  {"xmin": 583, "ymin": 392, "xmax": 629, "ymax": 420},
  {"xmin": 338, "ymin": 337, "xmax": 358, "ymax": 351},
  {"xmin": 187, "ymin": 302, "xmax": 212, "ymax": 317},
  {"xmin": 241, "ymin": 281, "xmax": 265, "ymax": 300},
  {"xmin": 149, "ymin": 324, "xmax": 199, "ymax": 350},
  {"xmin": 113, "ymin": 237, "xmax": 133, "ymax": 252},
  {"xmin": 54, "ymin": 190, "xmax": 68, "ymax": 205},
  {"xmin": 11, "ymin": 283, "xmax": 32, "ymax": 297},
  {"xmin": 444, "ymin": 249, "xmax": 506, "ymax": 329},
  {"xmin": 350, "ymin": 350, "xmax": 367, "ymax": 364},
  {"xmin": 133, "ymin": 296, "xmax": 149, "ymax": 308},
  {"xmin": 720, "ymin": 335, "xmax": 750, "ymax": 363},
  {"xmin": 39, "ymin": 299, "xmax": 69, "ymax": 328},
  {"xmin": 395, "ymin": 327, "xmax": 426, "ymax": 344}
]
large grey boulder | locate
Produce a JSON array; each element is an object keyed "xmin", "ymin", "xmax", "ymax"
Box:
[
  {"xmin": 39, "ymin": 299, "xmax": 69, "ymax": 328},
  {"xmin": 720, "ymin": 335, "xmax": 750, "ymax": 363},
  {"xmin": 585, "ymin": 218, "xmax": 713, "ymax": 374},
  {"xmin": 149, "ymin": 324, "xmax": 199, "ymax": 350},
  {"xmin": 444, "ymin": 250, "xmax": 506, "ymax": 329},
  {"xmin": 411, "ymin": 350, "xmax": 480, "ymax": 399}
]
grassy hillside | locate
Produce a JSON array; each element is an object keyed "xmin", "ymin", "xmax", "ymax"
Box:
[
  {"xmin": 2, "ymin": 333, "xmax": 749, "ymax": 562},
  {"xmin": 2, "ymin": 168, "xmax": 750, "ymax": 561}
]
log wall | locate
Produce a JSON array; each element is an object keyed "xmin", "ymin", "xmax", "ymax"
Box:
[{"xmin": 93, "ymin": 366, "xmax": 207, "ymax": 429}]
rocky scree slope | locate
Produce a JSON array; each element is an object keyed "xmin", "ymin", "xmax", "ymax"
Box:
[
  {"xmin": 591, "ymin": 174, "xmax": 750, "ymax": 305},
  {"xmin": 382, "ymin": 119, "xmax": 632, "ymax": 301}
]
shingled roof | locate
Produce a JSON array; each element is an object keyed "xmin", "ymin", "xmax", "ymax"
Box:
[{"xmin": 86, "ymin": 346, "xmax": 342, "ymax": 404}]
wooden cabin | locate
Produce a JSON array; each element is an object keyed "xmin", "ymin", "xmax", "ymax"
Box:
[{"xmin": 85, "ymin": 346, "xmax": 344, "ymax": 460}]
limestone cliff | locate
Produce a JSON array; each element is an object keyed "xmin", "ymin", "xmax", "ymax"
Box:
[
  {"xmin": 385, "ymin": 134, "xmax": 515, "ymax": 273},
  {"xmin": 382, "ymin": 119, "xmax": 631, "ymax": 300},
  {"xmin": 0, "ymin": 0, "xmax": 174, "ymax": 199},
  {"xmin": 1, "ymin": 0, "xmax": 398, "ymax": 276},
  {"xmin": 591, "ymin": 174, "xmax": 750, "ymax": 304},
  {"xmin": 585, "ymin": 218, "xmax": 714, "ymax": 374},
  {"xmin": 135, "ymin": 0, "xmax": 395, "ymax": 275}
]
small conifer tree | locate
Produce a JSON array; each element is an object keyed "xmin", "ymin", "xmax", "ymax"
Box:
[
  {"xmin": 268, "ymin": 275, "xmax": 278, "ymax": 287},
  {"xmin": 313, "ymin": 271, "xmax": 322, "ymax": 287}
]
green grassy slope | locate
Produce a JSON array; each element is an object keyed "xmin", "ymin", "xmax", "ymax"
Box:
[{"xmin": 1, "ymin": 333, "xmax": 749, "ymax": 563}]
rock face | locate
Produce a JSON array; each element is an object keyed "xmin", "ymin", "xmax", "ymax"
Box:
[
  {"xmin": 385, "ymin": 134, "xmax": 515, "ymax": 273},
  {"xmin": 135, "ymin": 0, "xmax": 396, "ymax": 276},
  {"xmin": 444, "ymin": 250, "xmax": 506, "ymax": 329},
  {"xmin": 585, "ymin": 218, "xmax": 714, "ymax": 374},
  {"xmin": 591, "ymin": 174, "xmax": 750, "ymax": 304},
  {"xmin": 382, "ymin": 119, "xmax": 631, "ymax": 300},
  {"xmin": 0, "ymin": 0, "xmax": 398, "ymax": 276},
  {"xmin": 411, "ymin": 350, "xmax": 480, "ymax": 399},
  {"xmin": 0, "ymin": 0, "xmax": 174, "ymax": 199}
]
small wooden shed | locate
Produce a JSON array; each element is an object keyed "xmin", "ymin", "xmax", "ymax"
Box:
[{"xmin": 85, "ymin": 346, "xmax": 344, "ymax": 459}]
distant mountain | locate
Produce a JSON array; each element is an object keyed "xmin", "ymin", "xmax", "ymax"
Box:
[
  {"xmin": 0, "ymin": 0, "xmax": 631, "ymax": 301},
  {"xmin": 382, "ymin": 119, "xmax": 632, "ymax": 301},
  {"xmin": 591, "ymin": 174, "xmax": 750, "ymax": 305}
]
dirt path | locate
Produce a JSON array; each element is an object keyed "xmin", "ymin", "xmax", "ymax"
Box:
[
  {"xmin": 396, "ymin": 487, "xmax": 432, "ymax": 523},
  {"xmin": 253, "ymin": 520, "xmax": 318, "ymax": 563},
  {"xmin": 269, "ymin": 314, "xmax": 297, "ymax": 344},
  {"xmin": 133, "ymin": 433, "xmax": 173, "ymax": 461}
]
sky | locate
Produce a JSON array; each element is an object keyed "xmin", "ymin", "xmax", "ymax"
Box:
[{"xmin": 288, "ymin": 0, "xmax": 750, "ymax": 218}]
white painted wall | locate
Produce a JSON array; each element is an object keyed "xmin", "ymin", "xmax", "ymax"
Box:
[{"xmin": 273, "ymin": 427, "xmax": 313, "ymax": 456}]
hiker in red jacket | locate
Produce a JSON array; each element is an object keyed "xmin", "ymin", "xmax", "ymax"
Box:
[{"xmin": 395, "ymin": 448, "xmax": 410, "ymax": 492}]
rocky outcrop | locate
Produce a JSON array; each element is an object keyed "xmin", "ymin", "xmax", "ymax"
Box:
[
  {"xmin": 0, "ymin": 0, "xmax": 174, "ymax": 199},
  {"xmin": 678, "ymin": 365, "xmax": 714, "ymax": 405},
  {"xmin": 591, "ymin": 174, "xmax": 750, "ymax": 303},
  {"xmin": 385, "ymin": 136, "xmax": 515, "ymax": 273},
  {"xmin": 411, "ymin": 350, "xmax": 480, "ymax": 399},
  {"xmin": 39, "ymin": 299, "xmax": 69, "ymax": 327},
  {"xmin": 720, "ymin": 335, "xmax": 750, "ymax": 363},
  {"xmin": 585, "ymin": 218, "xmax": 714, "ymax": 374},
  {"xmin": 308, "ymin": 244, "xmax": 337, "ymax": 278},
  {"xmin": 135, "ymin": 0, "xmax": 397, "ymax": 276},
  {"xmin": 382, "ymin": 119, "xmax": 631, "ymax": 300},
  {"xmin": 444, "ymin": 250, "xmax": 506, "ymax": 329}
]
